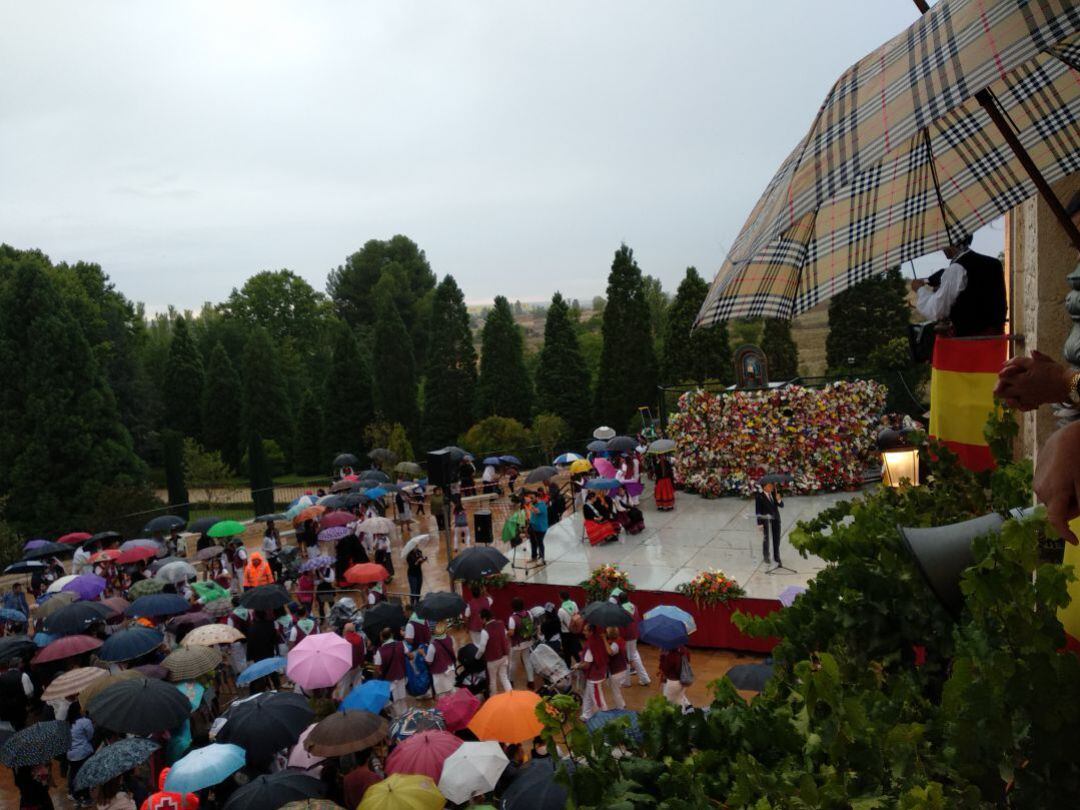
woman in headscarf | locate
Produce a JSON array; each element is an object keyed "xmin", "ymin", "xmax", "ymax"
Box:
[{"xmin": 654, "ymin": 452, "xmax": 676, "ymax": 512}]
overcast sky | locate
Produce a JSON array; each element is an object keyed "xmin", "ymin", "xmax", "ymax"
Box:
[{"xmin": 2, "ymin": 1, "xmax": 1002, "ymax": 311}]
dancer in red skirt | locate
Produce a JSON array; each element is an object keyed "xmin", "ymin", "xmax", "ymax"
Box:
[{"xmin": 654, "ymin": 454, "xmax": 676, "ymax": 511}]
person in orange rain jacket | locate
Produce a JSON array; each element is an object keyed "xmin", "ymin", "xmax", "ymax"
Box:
[
  {"xmin": 141, "ymin": 767, "xmax": 199, "ymax": 810},
  {"xmin": 243, "ymin": 551, "xmax": 275, "ymax": 589}
]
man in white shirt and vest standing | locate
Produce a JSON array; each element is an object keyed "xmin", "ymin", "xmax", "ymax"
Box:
[{"xmin": 911, "ymin": 234, "xmax": 1007, "ymax": 337}]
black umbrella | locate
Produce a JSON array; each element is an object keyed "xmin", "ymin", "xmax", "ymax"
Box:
[
  {"xmin": 362, "ymin": 601, "xmax": 407, "ymax": 639},
  {"xmin": 239, "ymin": 584, "xmax": 291, "ymax": 611},
  {"xmin": 42, "ymin": 601, "xmax": 112, "ymax": 635},
  {"xmin": 316, "ymin": 495, "xmax": 348, "ymax": 510},
  {"xmin": 0, "ymin": 720, "xmax": 71, "ymax": 768},
  {"xmin": 88, "ymin": 676, "xmax": 190, "ymax": 735},
  {"xmin": 223, "ymin": 772, "xmax": 326, "ymax": 810},
  {"xmin": 217, "ymin": 691, "xmax": 314, "ymax": 764},
  {"xmin": 4, "ymin": 560, "xmax": 45, "ymax": 574},
  {"xmin": 581, "ymin": 601, "xmax": 633, "ymax": 628},
  {"xmin": 127, "ymin": 593, "xmax": 191, "ymax": 618},
  {"xmin": 73, "ymin": 737, "xmax": 160, "ymax": 791},
  {"xmin": 525, "ymin": 466, "xmax": 558, "ymax": 485},
  {"xmin": 89, "ymin": 530, "xmax": 122, "ymax": 545},
  {"xmin": 439, "ymin": 445, "xmax": 467, "ymax": 463},
  {"xmin": 332, "ymin": 452, "xmax": 360, "ymax": 469},
  {"xmin": 22, "ymin": 541, "xmax": 72, "ymax": 560},
  {"xmin": 144, "ymin": 514, "xmax": 186, "ymax": 534},
  {"xmin": 0, "ymin": 636, "xmax": 37, "ymax": 662},
  {"xmin": 360, "ymin": 469, "xmax": 391, "ymax": 484},
  {"xmin": 343, "ymin": 492, "xmax": 369, "ymax": 509},
  {"xmin": 759, "ymin": 473, "xmax": 794, "ymax": 486},
  {"xmin": 586, "ymin": 440, "xmax": 608, "ymax": 453},
  {"xmin": 725, "ymin": 663, "xmax": 775, "ymax": 692},
  {"xmin": 502, "ymin": 758, "xmax": 568, "ymax": 810},
  {"xmin": 189, "ymin": 516, "xmax": 223, "ymax": 535},
  {"xmin": 606, "ymin": 435, "xmax": 637, "ymax": 453},
  {"xmin": 368, "ymin": 448, "xmax": 397, "ymax": 464},
  {"xmin": 98, "ymin": 626, "xmax": 164, "ymax": 663},
  {"xmin": 255, "ymin": 513, "xmax": 287, "ymax": 523},
  {"xmin": 447, "ymin": 546, "xmax": 509, "ymax": 581},
  {"xmin": 416, "ymin": 591, "xmax": 466, "ymax": 621}
]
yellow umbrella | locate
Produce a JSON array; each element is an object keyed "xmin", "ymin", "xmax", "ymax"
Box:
[
  {"xmin": 568, "ymin": 459, "xmax": 592, "ymax": 476},
  {"xmin": 358, "ymin": 774, "xmax": 445, "ymax": 810}
]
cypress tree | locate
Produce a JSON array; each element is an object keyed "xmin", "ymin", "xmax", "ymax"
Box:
[
  {"xmin": 535, "ymin": 292, "xmax": 592, "ymax": 440},
  {"xmin": 761, "ymin": 318, "xmax": 800, "ymax": 379},
  {"xmin": 240, "ymin": 326, "xmax": 293, "ymax": 462},
  {"xmin": 0, "ymin": 249, "xmax": 145, "ymax": 534},
  {"xmin": 421, "ymin": 275, "xmax": 477, "ymax": 449},
  {"xmin": 248, "ymin": 432, "xmax": 275, "ymax": 516},
  {"xmin": 293, "ymin": 391, "xmax": 325, "ymax": 476},
  {"xmin": 161, "ymin": 429, "xmax": 190, "ymax": 520},
  {"xmin": 825, "ymin": 267, "xmax": 911, "ymax": 373},
  {"xmin": 593, "ymin": 244, "xmax": 658, "ymax": 430},
  {"xmin": 201, "ymin": 342, "xmax": 243, "ymax": 471},
  {"xmin": 477, "ymin": 296, "xmax": 532, "ymax": 424},
  {"xmin": 323, "ymin": 325, "xmax": 375, "ymax": 453},
  {"xmin": 372, "ymin": 287, "xmax": 419, "ymax": 441},
  {"xmin": 662, "ymin": 267, "xmax": 733, "ymax": 384},
  {"xmin": 163, "ymin": 315, "xmax": 205, "ymax": 438}
]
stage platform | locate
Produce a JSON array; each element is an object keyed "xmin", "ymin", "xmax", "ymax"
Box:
[{"xmin": 503, "ymin": 486, "xmax": 867, "ymax": 601}]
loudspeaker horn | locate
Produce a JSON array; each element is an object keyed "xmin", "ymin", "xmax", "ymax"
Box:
[{"xmin": 898, "ymin": 512, "xmax": 1004, "ymax": 616}]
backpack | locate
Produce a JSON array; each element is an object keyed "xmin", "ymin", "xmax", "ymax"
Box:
[{"xmin": 517, "ymin": 612, "xmax": 535, "ymax": 641}]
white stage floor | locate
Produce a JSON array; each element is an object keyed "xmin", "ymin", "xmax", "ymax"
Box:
[{"xmin": 506, "ymin": 487, "xmax": 868, "ymax": 600}]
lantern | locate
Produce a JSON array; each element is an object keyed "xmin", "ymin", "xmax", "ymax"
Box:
[{"xmin": 877, "ymin": 428, "xmax": 919, "ymax": 487}]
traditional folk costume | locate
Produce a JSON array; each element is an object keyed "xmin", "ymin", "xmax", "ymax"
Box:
[{"xmin": 654, "ymin": 455, "xmax": 676, "ymax": 511}]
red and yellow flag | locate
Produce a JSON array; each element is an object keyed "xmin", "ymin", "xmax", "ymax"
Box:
[{"xmin": 928, "ymin": 337, "xmax": 1009, "ymax": 472}]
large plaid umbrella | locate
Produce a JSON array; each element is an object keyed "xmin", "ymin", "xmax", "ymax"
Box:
[{"xmin": 696, "ymin": 0, "xmax": 1080, "ymax": 326}]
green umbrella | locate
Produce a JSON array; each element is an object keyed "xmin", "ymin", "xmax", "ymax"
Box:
[
  {"xmin": 394, "ymin": 461, "xmax": 423, "ymax": 477},
  {"xmin": 128, "ymin": 579, "xmax": 165, "ymax": 599},
  {"xmin": 192, "ymin": 581, "xmax": 230, "ymax": 603},
  {"xmin": 207, "ymin": 520, "xmax": 247, "ymax": 538},
  {"xmin": 501, "ymin": 510, "xmax": 526, "ymax": 543}
]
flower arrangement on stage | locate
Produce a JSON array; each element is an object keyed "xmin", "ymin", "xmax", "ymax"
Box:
[
  {"xmin": 668, "ymin": 380, "xmax": 886, "ymax": 496},
  {"xmin": 676, "ymin": 569, "xmax": 746, "ymax": 606},
  {"xmin": 467, "ymin": 572, "xmax": 510, "ymax": 591},
  {"xmin": 580, "ymin": 564, "xmax": 634, "ymax": 603}
]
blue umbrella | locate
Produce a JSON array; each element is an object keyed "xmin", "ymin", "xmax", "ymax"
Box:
[
  {"xmin": 499, "ymin": 455, "xmax": 522, "ymax": 466},
  {"xmin": 364, "ymin": 487, "xmax": 388, "ymax": 499},
  {"xmin": 482, "ymin": 457, "xmax": 502, "ymax": 467},
  {"xmin": 586, "ymin": 709, "xmax": 642, "ymax": 742},
  {"xmin": 638, "ymin": 614, "xmax": 689, "ymax": 650},
  {"xmin": 340, "ymin": 679, "xmax": 392, "ymax": 713},
  {"xmin": 33, "ymin": 632, "xmax": 57, "ymax": 648},
  {"xmin": 165, "ymin": 743, "xmax": 246, "ymax": 793},
  {"xmin": 237, "ymin": 656, "xmax": 287, "ymax": 686},
  {"xmin": 643, "ymin": 605, "xmax": 697, "ymax": 634},
  {"xmin": 127, "ymin": 593, "xmax": 191, "ymax": 618},
  {"xmin": 584, "ymin": 478, "xmax": 621, "ymax": 491},
  {"xmin": 553, "ymin": 452, "xmax": 583, "ymax": 465},
  {"xmin": 99, "ymin": 626, "xmax": 164, "ymax": 662},
  {"xmin": 0, "ymin": 609, "xmax": 27, "ymax": 623}
]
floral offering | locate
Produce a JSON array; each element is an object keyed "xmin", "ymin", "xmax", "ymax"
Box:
[
  {"xmin": 580, "ymin": 563, "xmax": 634, "ymax": 602},
  {"xmin": 676, "ymin": 569, "xmax": 746, "ymax": 606}
]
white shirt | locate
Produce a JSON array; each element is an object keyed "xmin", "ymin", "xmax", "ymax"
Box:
[
  {"xmin": 72, "ymin": 547, "xmax": 92, "ymax": 575},
  {"xmin": 557, "ymin": 606, "xmax": 575, "ymax": 633},
  {"xmin": 915, "ymin": 253, "xmax": 969, "ymax": 321},
  {"xmin": 481, "ymin": 465, "xmax": 497, "ymax": 483},
  {"xmin": 262, "ymin": 534, "xmax": 279, "ymax": 555}
]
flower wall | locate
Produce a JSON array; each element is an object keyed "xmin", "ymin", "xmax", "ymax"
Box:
[{"xmin": 668, "ymin": 381, "xmax": 886, "ymax": 496}]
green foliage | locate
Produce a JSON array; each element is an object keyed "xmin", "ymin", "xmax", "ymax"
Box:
[
  {"xmin": 247, "ymin": 432, "xmax": 275, "ymax": 516},
  {"xmin": 532, "ymin": 413, "xmax": 569, "ymax": 461},
  {"xmin": 460, "ymin": 416, "xmax": 531, "ymax": 460},
  {"xmin": 363, "ymin": 421, "xmax": 415, "ymax": 463},
  {"xmin": 183, "ymin": 438, "xmax": 236, "ymax": 509},
  {"xmin": 372, "ymin": 287, "xmax": 419, "ymax": 441},
  {"xmin": 594, "ymin": 245, "xmax": 659, "ymax": 430},
  {"xmin": 222, "ymin": 269, "xmax": 331, "ymax": 353},
  {"xmin": 0, "ymin": 247, "xmax": 145, "ymax": 535},
  {"xmin": 80, "ymin": 484, "xmax": 167, "ymax": 544},
  {"xmin": 322, "ymin": 324, "xmax": 375, "ymax": 454},
  {"xmin": 662, "ymin": 267, "xmax": 733, "ymax": 385},
  {"xmin": 759, "ymin": 317, "xmax": 799, "ymax": 379},
  {"xmin": 536, "ymin": 293, "xmax": 593, "ymax": 440},
  {"xmin": 421, "ymin": 276, "xmax": 478, "ymax": 449},
  {"xmin": 240, "ymin": 326, "xmax": 294, "ymax": 462},
  {"xmin": 642, "ymin": 274, "xmax": 667, "ymax": 360},
  {"xmin": 826, "ymin": 268, "xmax": 911, "ymax": 372},
  {"xmin": 477, "ymin": 296, "xmax": 533, "ymax": 424},
  {"xmin": 163, "ymin": 316, "xmax": 205, "ymax": 438},
  {"xmin": 201, "ymin": 342, "xmax": 243, "ymax": 471},
  {"xmin": 293, "ymin": 391, "xmax": 325, "ymax": 475},
  {"xmin": 242, "ymin": 438, "xmax": 286, "ymax": 477},
  {"xmin": 162, "ymin": 429, "xmax": 189, "ymax": 520}
]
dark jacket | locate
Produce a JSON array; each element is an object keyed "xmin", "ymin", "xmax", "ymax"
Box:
[{"xmin": 754, "ymin": 491, "xmax": 783, "ymax": 526}]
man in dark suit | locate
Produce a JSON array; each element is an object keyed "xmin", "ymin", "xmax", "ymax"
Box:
[{"xmin": 755, "ymin": 483, "xmax": 784, "ymax": 566}]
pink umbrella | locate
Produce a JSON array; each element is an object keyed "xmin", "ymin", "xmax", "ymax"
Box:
[
  {"xmin": 385, "ymin": 730, "xmax": 463, "ymax": 783},
  {"xmin": 436, "ymin": 689, "xmax": 482, "ymax": 732},
  {"xmin": 286, "ymin": 632, "xmax": 353, "ymax": 690},
  {"xmin": 319, "ymin": 511, "xmax": 354, "ymax": 530},
  {"xmin": 592, "ymin": 458, "xmax": 617, "ymax": 478},
  {"xmin": 32, "ymin": 634, "xmax": 103, "ymax": 665},
  {"xmin": 288, "ymin": 723, "xmax": 325, "ymax": 773}
]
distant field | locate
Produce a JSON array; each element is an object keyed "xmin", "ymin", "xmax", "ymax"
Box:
[{"xmin": 791, "ymin": 302, "xmax": 830, "ymax": 377}]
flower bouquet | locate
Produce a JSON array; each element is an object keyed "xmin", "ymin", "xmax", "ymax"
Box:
[
  {"xmin": 466, "ymin": 572, "xmax": 510, "ymax": 592},
  {"xmin": 676, "ymin": 569, "xmax": 746, "ymax": 606},
  {"xmin": 580, "ymin": 563, "xmax": 634, "ymax": 603}
]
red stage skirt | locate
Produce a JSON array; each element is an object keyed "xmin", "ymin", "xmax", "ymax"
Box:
[
  {"xmin": 655, "ymin": 477, "xmax": 675, "ymax": 510},
  {"xmin": 585, "ymin": 519, "xmax": 620, "ymax": 546}
]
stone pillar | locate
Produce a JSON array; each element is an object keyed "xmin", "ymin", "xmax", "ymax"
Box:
[{"xmin": 1009, "ymin": 174, "xmax": 1080, "ymax": 464}]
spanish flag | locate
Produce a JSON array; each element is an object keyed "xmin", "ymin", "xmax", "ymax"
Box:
[{"xmin": 928, "ymin": 337, "xmax": 1009, "ymax": 472}]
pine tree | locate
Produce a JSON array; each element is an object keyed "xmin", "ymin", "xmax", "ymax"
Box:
[
  {"xmin": 240, "ymin": 326, "xmax": 293, "ymax": 462},
  {"xmin": 201, "ymin": 342, "xmax": 243, "ymax": 471},
  {"xmin": 535, "ymin": 292, "xmax": 592, "ymax": 440},
  {"xmin": 323, "ymin": 325, "xmax": 375, "ymax": 453},
  {"xmin": 248, "ymin": 431, "xmax": 275, "ymax": 516},
  {"xmin": 662, "ymin": 267, "xmax": 733, "ymax": 384},
  {"xmin": 825, "ymin": 267, "xmax": 911, "ymax": 373},
  {"xmin": 163, "ymin": 315, "xmax": 205, "ymax": 438},
  {"xmin": 293, "ymin": 391, "xmax": 324, "ymax": 475},
  {"xmin": 761, "ymin": 318, "xmax": 800, "ymax": 379},
  {"xmin": 593, "ymin": 244, "xmax": 658, "ymax": 430},
  {"xmin": 372, "ymin": 286, "xmax": 419, "ymax": 441},
  {"xmin": 161, "ymin": 429, "xmax": 190, "ymax": 521},
  {"xmin": 476, "ymin": 296, "xmax": 532, "ymax": 424},
  {"xmin": 421, "ymin": 275, "xmax": 478, "ymax": 449},
  {"xmin": 0, "ymin": 249, "xmax": 145, "ymax": 533}
]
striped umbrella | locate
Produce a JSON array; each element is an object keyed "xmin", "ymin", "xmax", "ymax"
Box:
[
  {"xmin": 162, "ymin": 646, "xmax": 223, "ymax": 681},
  {"xmin": 696, "ymin": 0, "xmax": 1080, "ymax": 327},
  {"xmin": 41, "ymin": 666, "xmax": 109, "ymax": 701}
]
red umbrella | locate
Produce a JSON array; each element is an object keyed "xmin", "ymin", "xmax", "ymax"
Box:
[
  {"xmin": 385, "ymin": 730, "xmax": 463, "ymax": 782},
  {"xmin": 32, "ymin": 635, "xmax": 103, "ymax": 665},
  {"xmin": 57, "ymin": 532, "xmax": 92, "ymax": 546},
  {"xmin": 319, "ymin": 511, "xmax": 355, "ymax": 530},
  {"xmin": 116, "ymin": 546, "xmax": 158, "ymax": 565},
  {"xmin": 436, "ymin": 688, "xmax": 482, "ymax": 732},
  {"xmin": 90, "ymin": 549, "xmax": 121, "ymax": 564},
  {"xmin": 344, "ymin": 563, "xmax": 389, "ymax": 585}
]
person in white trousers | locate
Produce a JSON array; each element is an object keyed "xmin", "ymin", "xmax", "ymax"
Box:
[
  {"xmin": 474, "ymin": 610, "xmax": 513, "ymax": 694},
  {"xmin": 506, "ymin": 597, "xmax": 535, "ymax": 687},
  {"xmin": 605, "ymin": 628, "xmax": 627, "ymax": 710},
  {"xmin": 617, "ymin": 593, "xmax": 650, "ymax": 686},
  {"xmin": 659, "ymin": 645, "xmax": 693, "ymax": 712},
  {"xmin": 578, "ymin": 625, "xmax": 610, "ymax": 721}
]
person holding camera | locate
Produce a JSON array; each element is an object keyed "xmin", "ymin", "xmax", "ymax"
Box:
[{"xmin": 910, "ymin": 234, "xmax": 1006, "ymax": 337}]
